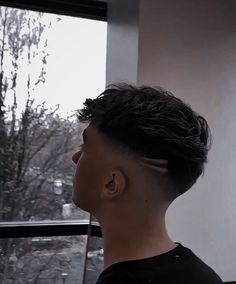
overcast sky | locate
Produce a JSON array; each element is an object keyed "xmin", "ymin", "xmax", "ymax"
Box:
[{"xmin": 4, "ymin": 9, "xmax": 107, "ymax": 119}]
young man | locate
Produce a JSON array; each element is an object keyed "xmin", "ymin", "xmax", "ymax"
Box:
[{"xmin": 72, "ymin": 84, "xmax": 223, "ymax": 283}]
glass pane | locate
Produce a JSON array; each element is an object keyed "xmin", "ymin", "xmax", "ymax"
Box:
[
  {"xmin": 0, "ymin": 236, "xmax": 87, "ymax": 283},
  {"xmin": 84, "ymin": 236, "xmax": 104, "ymax": 284},
  {"xmin": 0, "ymin": 6, "xmax": 107, "ymax": 222}
]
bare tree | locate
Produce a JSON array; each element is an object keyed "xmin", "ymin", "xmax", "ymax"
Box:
[{"xmin": 0, "ymin": 7, "xmax": 83, "ymax": 283}]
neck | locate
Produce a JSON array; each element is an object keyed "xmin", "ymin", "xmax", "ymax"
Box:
[{"xmin": 99, "ymin": 211, "xmax": 176, "ymax": 270}]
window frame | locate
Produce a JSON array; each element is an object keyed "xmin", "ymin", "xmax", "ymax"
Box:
[
  {"xmin": 0, "ymin": 0, "xmax": 106, "ymax": 239},
  {"xmin": 0, "ymin": 0, "xmax": 107, "ymax": 21},
  {"xmin": 0, "ymin": 220, "xmax": 102, "ymax": 238}
]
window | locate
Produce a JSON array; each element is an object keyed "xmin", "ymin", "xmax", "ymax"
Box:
[{"xmin": 0, "ymin": 1, "xmax": 106, "ymax": 283}]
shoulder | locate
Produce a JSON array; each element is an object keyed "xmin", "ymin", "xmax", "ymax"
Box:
[
  {"xmin": 95, "ymin": 244, "xmax": 224, "ymax": 284},
  {"xmin": 185, "ymin": 253, "xmax": 224, "ymax": 284},
  {"xmin": 96, "ymin": 269, "xmax": 136, "ymax": 284}
]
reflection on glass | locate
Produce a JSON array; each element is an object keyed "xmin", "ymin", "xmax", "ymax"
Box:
[
  {"xmin": 84, "ymin": 236, "xmax": 104, "ymax": 284},
  {"xmin": 0, "ymin": 236, "xmax": 87, "ymax": 283}
]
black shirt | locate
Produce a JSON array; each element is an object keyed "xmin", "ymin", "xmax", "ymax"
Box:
[{"xmin": 95, "ymin": 243, "xmax": 223, "ymax": 284}]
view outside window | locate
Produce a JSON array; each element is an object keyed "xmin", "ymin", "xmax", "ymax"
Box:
[
  {"xmin": 0, "ymin": 5, "xmax": 106, "ymax": 283},
  {"xmin": 1, "ymin": 236, "xmax": 87, "ymax": 283}
]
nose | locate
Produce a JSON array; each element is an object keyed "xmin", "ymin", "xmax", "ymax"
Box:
[{"xmin": 72, "ymin": 151, "xmax": 82, "ymax": 164}]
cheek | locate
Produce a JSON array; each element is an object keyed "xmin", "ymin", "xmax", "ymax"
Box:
[
  {"xmin": 73, "ymin": 155, "xmax": 83, "ymax": 194},
  {"xmin": 73, "ymin": 157, "xmax": 86, "ymax": 191},
  {"xmin": 75, "ymin": 153, "xmax": 100, "ymax": 186},
  {"xmin": 72, "ymin": 155, "xmax": 100, "ymax": 207}
]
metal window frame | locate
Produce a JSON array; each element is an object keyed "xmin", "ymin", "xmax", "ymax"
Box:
[
  {"xmin": 0, "ymin": 0, "xmax": 107, "ymax": 21},
  {"xmin": 0, "ymin": 0, "xmax": 106, "ymax": 240},
  {"xmin": 0, "ymin": 220, "xmax": 102, "ymax": 238}
]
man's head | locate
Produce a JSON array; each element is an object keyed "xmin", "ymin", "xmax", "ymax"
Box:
[{"xmin": 72, "ymin": 84, "xmax": 211, "ymax": 217}]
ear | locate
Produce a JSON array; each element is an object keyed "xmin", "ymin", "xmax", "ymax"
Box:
[{"xmin": 101, "ymin": 169, "xmax": 126, "ymax": 200}]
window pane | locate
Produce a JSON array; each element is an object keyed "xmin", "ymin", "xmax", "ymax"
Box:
[
  {"xmin": 0, "ymin": 236, "xmax": 87, "ymax": 283},
  {"xmin": 0, "ymin": 6, "xmax": 107, "ymax": 222},
  {"xmin": 84, "ymin": 236, "xmax": 104, "ymax": 284}
]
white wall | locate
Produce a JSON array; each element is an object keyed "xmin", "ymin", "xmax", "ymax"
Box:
[
  {"xmin": 106, "ymin": 0, "xmax": 139, "ymax": 84},
  {"xmin": 137, "ymin": 0, "xmax": 236, "ymax": 281}
]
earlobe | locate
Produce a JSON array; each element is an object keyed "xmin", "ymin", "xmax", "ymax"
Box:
[{"xmin": 101, "ymin": 169, "xmax": 126, "ymax": 200}]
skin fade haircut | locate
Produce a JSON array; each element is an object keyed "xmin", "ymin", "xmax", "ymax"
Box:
[{"xmin": 77, "ymin": 84, "xmax": 212, "ymax": 201}]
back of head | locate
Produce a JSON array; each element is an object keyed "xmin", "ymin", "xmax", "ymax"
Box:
[{"xmin": 78, "ymin": 84, "xmax": 212, "ymax": 201}]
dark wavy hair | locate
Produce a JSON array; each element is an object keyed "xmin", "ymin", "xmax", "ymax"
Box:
[{"xmin": 77, "ymin": 84, "xmax": 212, "ymax": 199}]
